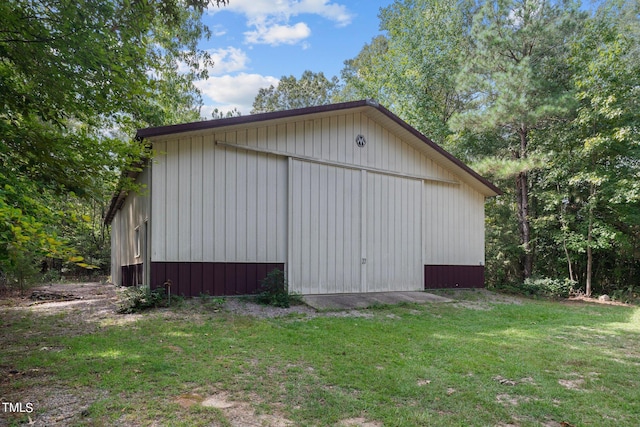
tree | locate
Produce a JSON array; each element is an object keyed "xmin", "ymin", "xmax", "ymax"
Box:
[
  {"xmin": 504, "ymin": 0, "xmax": 640, "ymax": 296},
  {"xmin": 338, "ymin": 0, "xmax": 472, "ymax": 145},
  {"xmin": 0, "ymin": 0, "xmax": 228, "ymax": 285},
  {"xmin": 212, "ymin": 107, "xmax": 242, "ymax": 119},
  {"xmin": 338, "ymin": 35, "xmax": 391, "ymax": 104},
  {"xmin": 450, "ymin": 0, "xmax": 582, "ymax": 280},
  {"xmin": 251, "ymin": 70, "xmax": 339, "ymax": 114},
  {"xmin": 564, "ymin": 0, "xmax": 640, "ymax": 295}
]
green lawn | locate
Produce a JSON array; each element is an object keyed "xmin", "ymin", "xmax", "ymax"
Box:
[{"xmin": 2, "ymin": 292, "xmax": 639, "ymax": 426}]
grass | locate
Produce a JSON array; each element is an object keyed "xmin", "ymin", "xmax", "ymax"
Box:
[{"xmin": 1, "ymin": 293, "xmax": 639, "ymax": 426}]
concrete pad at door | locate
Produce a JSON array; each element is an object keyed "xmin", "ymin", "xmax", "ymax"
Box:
[{"xmin": 303, "ymin": 291, "xmax": 453, "ymax": 310}]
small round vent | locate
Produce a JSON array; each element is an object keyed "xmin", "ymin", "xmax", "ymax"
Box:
[{"xmin": 355, "ymin": 134, "xmax": 367, "ymax": 147}]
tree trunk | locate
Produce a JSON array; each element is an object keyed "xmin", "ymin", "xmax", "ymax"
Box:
[
  {"xmin": 516, "ymin": 127, "xmax": 533, "ymax": 280},
  {"xmin": 559, "ymin": 190, "xmax": 575, "ymax": 283},
  {"xmin": 586, "ymin": 229, "xmax": 593, "ymax": 297},
  {"xmin": 563, "ymin": 238, "xmax": 575, "ymax": 283},
  {"xmin": 585, "ymin": 184, "xmax": 595, "ymax": 297}
]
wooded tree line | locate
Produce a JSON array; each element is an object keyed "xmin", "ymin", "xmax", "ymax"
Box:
[{"xmin": 0, "ymin": 0, "xmax": 227, "ymax": 288}]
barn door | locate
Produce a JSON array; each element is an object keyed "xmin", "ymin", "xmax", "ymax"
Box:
[
  {"xmin": 288, "ymin": 160, "xmax": 423, "ymax": 294},
  {"xmin": 289, "ymin": 160, "xmax": 363, "ymax": 294},
  {"xmin": 364, "ymin": 172, "xmax": 422, "ymax": 292}
]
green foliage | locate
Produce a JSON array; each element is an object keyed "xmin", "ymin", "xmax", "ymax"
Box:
[
  {"xmin": 611, "ymin": 285, "xmax": 640, "ymax": 305},
  {"xmin": 502, "ymin": 277, "xmax": 576, "ymax": 299},
  {"xmin": 116, "ymin": 287, "xmax": 168, "ymax": 314},
  {"xmin": 338, "ymin": 0, "xmax": 471, "ymax": 144},
  {"xmin": 199, "ymin": 292, "xmax": 226, "ymax": 309},
  {"xmin": 251, "ymin": 70, "xmax": 339, "ymax": 114},
  {"xmin": 529, "ymin": 0, "xmax": 640, "ymax": 293},
  {"xmin": 484, "ymin": 195, "xmax": 523, "ymax": 288},
  {"xmin": 338, "ymin": 35, "xmax": 391, "ymax": 104},
  {"xmin": 255, "ymin": 268, "xmax": 302, "ymax": 308},
  {"xmin": 39, "ymin": 268, "xmax": 62, "ymax": 284},
  {"xmin": 0, "ymin": 0, "xmax": 229, "ymax": 281},
  {"xmin": 452, "ymin": 0, "xmax": 584, "ymax": 279},
  {"xmin": 1, "ymin": 248, "xmax": 39, "ymax": 292}
]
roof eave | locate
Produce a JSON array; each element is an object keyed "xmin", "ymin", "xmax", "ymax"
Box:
[
  {"xmin": 103, "ymin": 161, "xmax": 146, "ymax": 225},
  {"xmin": 371, "ymin": 104, "xmax": 503, "ymax": 197},
  {"xmin": 136, "ymin": 99, "xmax": 378, "ymax": 140}
]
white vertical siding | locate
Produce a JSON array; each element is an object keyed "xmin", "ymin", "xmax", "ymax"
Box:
[
  {"xmin": 289, "ymin": 160, "xmax": 362, "ymax": 294},
  {"xmin": 215, "ymin": 111, "xmax": 444, "ymax": 180},
  {"xmin": 110, "ymin": 167, "xmax": 150, "ymax": 284},
  {"xmin": 191, "ymin": 136, "xmax": 203, "ymax": 261},
  {"xmin": 164, "ymin": 139, "xmax": 179, "ymax": 261},
  {"xmin": 141, "ymin": 110, "xmax": 487, "ymax": 293},
  {"xmin": 178, "ymin": 137, "xmax": 191, "ymax": 260},
  {"xmin": 289, "ymin": 162, "xmax": 424, "ymax": 294},
  {"xmin": 365, "ymin": 172, "xmax": 423, "ymax": 291},
  {"xmin": 202, "ymin": 133, "xmax": 215, "ymax": 261},
  {"xmin": 151, "ymin": 139, "xmax": 287, "ymax": 263},
  {"xmin": 110, "ymin": 214, "xmax": 121, "ymax": 285},
  {"xmin": 423, "ymin": 181, "xmax": 485, "ymax": 266}
]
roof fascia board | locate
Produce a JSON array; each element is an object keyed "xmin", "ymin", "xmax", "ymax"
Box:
[{"xmin": 136, "ymin": 99, "xmax": 376, "ymax": 140}]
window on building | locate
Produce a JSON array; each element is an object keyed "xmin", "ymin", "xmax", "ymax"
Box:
[{"xmin": 134, "ymin": 226, "xmax": 141, "ymax": 258}]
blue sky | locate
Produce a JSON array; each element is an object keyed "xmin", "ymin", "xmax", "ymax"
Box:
[{"xmin": 195, "ymin": 0, "xmax": 394, "ymax": 117}]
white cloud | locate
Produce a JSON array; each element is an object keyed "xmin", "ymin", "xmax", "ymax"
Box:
[
  {"xmin": 211, "ymin": 25, "xmax": 227, "ymax": 37},
  {"xmin": 207, "ymin": 47, "xmax": 250, "ymax": 75},
  {"xmin": 195, "ymin": 73, "xmax": 279, "ymax": 114},
  {"xmin": 218, "ymin": 0, "xmax": 353, "ymax": 26},
  {"xmin": 245, "ymin": 22, "xmax": 311, "ymax": 46},
  {"xmin": 292, "ymin": 0, "xmax": 353, "ymax": 26},
  {"xmin": 176, "ymin": 47, "xmax": 250, "ymax": 77},
  {"xmin": 209, "ymin": 0, "xmax": 353, "ymax": 46}
]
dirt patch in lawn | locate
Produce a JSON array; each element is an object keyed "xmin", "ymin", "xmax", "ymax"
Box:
[
  {"xmin": 338, "ymin": 417, "xmax": 383, "ymax": 427},
  {"xmin": 1, "ymin": 282, "xmax": 141, "ymax": 335},
  {"xmin": 200, "ymin": 391, "xmax": 294, "ymax": 427},
  {"xmin": 169, "ymin": 391, "xmax": 294, "ymax": 426},
  {"xmin": 0, "ymin": 369, "xmax": 105, "ymax": 427},
  {"xmin": 566, "ymin": 295, "xmax": 632, "ymax": 307}
]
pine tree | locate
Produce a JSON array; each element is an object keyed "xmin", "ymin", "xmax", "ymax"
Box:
[{"xmin": 451, "ymin": 0, "xmax": 582, "ymax": 280}]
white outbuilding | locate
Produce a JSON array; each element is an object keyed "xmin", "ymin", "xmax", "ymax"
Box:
[{"xmin": 105, "ymin": 100, "xmax": 501, "ymax": 297}]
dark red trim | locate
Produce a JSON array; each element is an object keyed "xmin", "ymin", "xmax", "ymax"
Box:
[
  {"xmin": 424, "ymin": 265, "xmax": 485, "ymax": 289},
  {"xmin": 136, "ymin": 100, "xmax": 376, "ymax": 139},
  {"xmin": 121, "ymin": 263, "xmax": 143, "ymax": 287},
  {"xmin": 150, "ymin": 262, "xmax": 285, "ymax": 297},
  {"xmin": 213, "ymin": 264, "xmax": 225, "ymax": 295}
]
